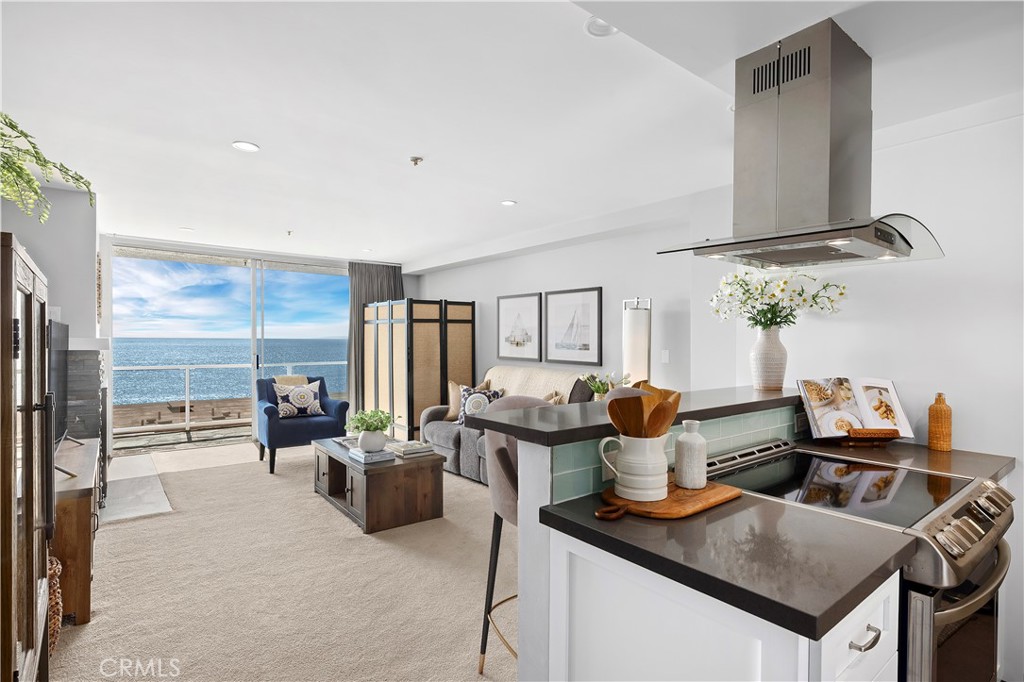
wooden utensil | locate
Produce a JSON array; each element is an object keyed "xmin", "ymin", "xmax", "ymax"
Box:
[
  {"xmin": 646, "ymin": 401, "xmax": 676, "ymax": 438},
  {"xmin": 594, "ymin": 481, "xmax": 742, "ymax": 520},
  {"xmin": 608, "ymin": 396, "xmax": 646, "ymax": 438},
  {"xmin": 606, "ymin": 399, "xmax": 629, "ymax": 436}
]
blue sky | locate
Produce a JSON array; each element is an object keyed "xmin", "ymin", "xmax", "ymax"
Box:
[{"xmin": 113, "ymin": 257, "xmax": 350, "ymax": 338}]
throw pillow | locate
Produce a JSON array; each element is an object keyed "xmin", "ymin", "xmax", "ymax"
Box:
[
  {"xmin": 273, "ymin": 380, "xmax": 326, "ymax": 418},
  {"xmin": 457, "ymin": 387, "xmax": 502, "ymax": 425},
  {"xmin": 444, "ymin": 379, "xmax": 490, "ymax": 421},
  {"xmin": 543, "ymin": 390, "xmax": 565, "ymax": 405},
  {"xmin": 567, "ymin": 378, "xmax": 595, "ymax": 404}
]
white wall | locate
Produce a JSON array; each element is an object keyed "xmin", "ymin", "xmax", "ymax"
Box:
[
  {"xmin": 1, "ymin": 186, "xmax": 98, "ymax": 341},
  {"xmin": 418, "ymin": 222, "xmax": 693, "ymax": 389}
]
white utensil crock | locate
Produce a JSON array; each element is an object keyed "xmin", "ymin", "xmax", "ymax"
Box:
[{"xmin": 599, "ymin": 434, "xmax": 669, "ymax": 502}]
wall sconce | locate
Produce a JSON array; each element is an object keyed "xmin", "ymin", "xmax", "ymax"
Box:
[{"xmin": 623, "ymin": 298, "xmax": 652, "ymax": 384}]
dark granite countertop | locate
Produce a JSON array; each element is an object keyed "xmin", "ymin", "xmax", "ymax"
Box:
[
  {"xmin": 541, "ymin": 492, "xmax": 916, "ymax": 640},
  {"xmin": 465, "ymin": 385, "xmax": 801, "ymax": 447}
]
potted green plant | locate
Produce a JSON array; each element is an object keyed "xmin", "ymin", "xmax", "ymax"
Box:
[
  {"xmin": 1, "ymin": 112, "xmax": 94, "ymax": 222},
  {"xmin": 345, "ymin": 409, "xmax": 393, "ymax": 452},
  {"xmin": 579, "ymin": 372, "xmax": 631, "ymax": 401}
]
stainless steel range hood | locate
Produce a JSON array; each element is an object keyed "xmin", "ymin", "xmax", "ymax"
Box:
[{"xmin": 661, "ymin": 19, "xmax": 943, "ymax": 269}]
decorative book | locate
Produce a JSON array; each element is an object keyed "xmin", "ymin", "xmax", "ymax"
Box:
[
  {"xmin": 347, "ymin": 448, "xmax": 395, "ymax": 464},
  {"xmin": 797, "ymin": 377, "xmax": 913, "ymax": 440},
  {"xmin": 385, "ymin": 440, "xmax": 434, "ymax": 456}
]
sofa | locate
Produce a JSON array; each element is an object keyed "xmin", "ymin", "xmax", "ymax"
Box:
[{"xmin": 420, "ymin": 365, "xmax": 593, "ymax": 483}]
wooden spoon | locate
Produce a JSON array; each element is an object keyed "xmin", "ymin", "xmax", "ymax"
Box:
[
  {"xmin": 606, "ymin": 399, "xmax": 629, "ymax": 436},
  {"xmin": 647, "ymin": 401, "xmax": 676, "ymax": 438},
  {"xmin": 609, "ymin": 396, "xmax": 646, "ymax": 438}
]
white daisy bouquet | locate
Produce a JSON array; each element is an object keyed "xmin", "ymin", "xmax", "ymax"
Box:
[{"xmin": 710, "ymin": 271, "xmax": 847, "ymax": 330}]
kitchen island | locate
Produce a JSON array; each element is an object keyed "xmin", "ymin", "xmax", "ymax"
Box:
[{"xmin": 466, "ymin": 387, "xmax": 1016, "ymax": 681}]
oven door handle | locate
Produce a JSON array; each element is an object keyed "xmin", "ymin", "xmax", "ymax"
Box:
[{"xmin": 934, "ymin": 538, "xmax": 1010, "ymax": 628}]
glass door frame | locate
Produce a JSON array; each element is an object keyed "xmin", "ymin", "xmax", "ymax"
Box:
[
  {"xmin": 249, "ymin": 258, "xmax": 349, "ymax": 439},
  {"xmin": 107, "ymin": 237, "xmax": 348, "ymax": 441}
]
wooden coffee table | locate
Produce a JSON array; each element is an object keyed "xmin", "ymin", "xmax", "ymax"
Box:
[{"xmin": 312, "ymin": 438, "xmax": 444, "ymax": 533}]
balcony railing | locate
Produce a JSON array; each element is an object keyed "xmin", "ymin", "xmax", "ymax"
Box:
[{"xmin": 111, "ymin": 361, "xmax": 347, "ymax": 435}]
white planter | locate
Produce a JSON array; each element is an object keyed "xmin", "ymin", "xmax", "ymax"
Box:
[
  {"xmin": 358, "ymin": 430, "xmax": 387, "ymax": 452},
  {"xmin": 750, "ymin": 326, "xmax": 788, "ymax": 391},
  {"xmin": 674, "ymin": 420, "xmax": 707, "ymax": 490}
]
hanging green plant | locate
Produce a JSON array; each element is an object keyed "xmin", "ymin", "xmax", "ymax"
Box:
[{"xmin": 1, "ymin": 112, "xmax": 94, "ymax": 223}]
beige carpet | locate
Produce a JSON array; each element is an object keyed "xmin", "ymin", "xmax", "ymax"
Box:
[{"xmin": 51, "ymin": 447, "xmax": 518, "ymax": 682}]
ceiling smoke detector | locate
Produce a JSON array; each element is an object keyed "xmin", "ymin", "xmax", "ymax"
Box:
[
  {"xmin": 232, "ymin": 140, "xmax": 260, "ymax": 152},
  {"xmin": 584, "ymin": 16, "xmax": 619, "ymax": 38}
]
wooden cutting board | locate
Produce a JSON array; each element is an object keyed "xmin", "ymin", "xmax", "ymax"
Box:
[{"xmin": 595, "ymin": 480, "xmax": 742, "ymax": 521}]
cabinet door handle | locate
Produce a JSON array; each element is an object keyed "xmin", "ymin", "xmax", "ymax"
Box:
[{"xmin": 848, "ymin": 624, "xmax": 882, "ymax": 652}]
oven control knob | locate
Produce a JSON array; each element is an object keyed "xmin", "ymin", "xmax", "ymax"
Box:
[
  {"xmin": 982, "ymin": 493, "xmax": 1008, "ymax": 513},
  {"xmin": 969, "ymin": 500, "xmax": 995, "ymax": 522},
  {"xmin": 935, "ymin": 531, "xmax": 965, "ymax": 558},
  {"xmin": 976, "ymin": 496, "xmax": 1001, "ymax": 517},
  {"xmin": 982, "ymin": 480, "xmax": 1015, "ymax": 503},
  {"xmin": 952, "ymin": 518, "xmax": 981, "ymax": 543},
  {"xmin": 944, "ymin": 524, "xmax": 974, "ymax": 551},
  {"xmin": 959, "ymin": 517, "xmax": 986, "ymax": 541}
]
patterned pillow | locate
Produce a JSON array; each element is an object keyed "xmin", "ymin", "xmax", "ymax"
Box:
[
  {"xmin": 273, "ymin": 380, "xmax": 325, "ymax": 418},
  {"xmin": 457, "ymin": 387, "xmax": 503, "ymax": 425}
]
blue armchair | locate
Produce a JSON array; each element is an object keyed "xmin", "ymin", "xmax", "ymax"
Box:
[{"xmin": 255, "ymin": 376, "xmax": 349, "ymax": 474}]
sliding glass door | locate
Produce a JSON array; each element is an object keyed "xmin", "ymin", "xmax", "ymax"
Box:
[
  {"xmin": 250, "ymin": 260, "xmax": 349, "ymax": 438},
  {"xmin": 110, "ymin": 244, "xmax": 347, "ymax": 440}
]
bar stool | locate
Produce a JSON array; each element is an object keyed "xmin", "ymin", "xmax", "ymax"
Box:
[{"xmin": 478, "ymin": 395, "xmax": 550, "ymax": 675}]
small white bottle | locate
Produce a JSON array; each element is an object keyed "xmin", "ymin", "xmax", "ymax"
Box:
[{"xmin": 675, "ymin": 420, "xmax": 707, "ymax": 490}]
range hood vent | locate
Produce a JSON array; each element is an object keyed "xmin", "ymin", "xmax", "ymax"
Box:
[{"xmin": 662, "ymin": 19, "xmax": 942, "ymax": 269}]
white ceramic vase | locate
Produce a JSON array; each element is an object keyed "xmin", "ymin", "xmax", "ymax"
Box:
[
  {"xmin": 750, "ymin": 326, "xmax": 788, "ymax": 391},
  {"xmin": 358, "ymin": 430, "xmax": 387, "ymax": 453},
  {"xmin": 675, "ymin": 420, "xmax": 707, "ymax": 490}
]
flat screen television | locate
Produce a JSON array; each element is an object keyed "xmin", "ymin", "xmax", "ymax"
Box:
[{"xmin": 48, "ymin": 320, "xmax": 69, "ymax": 445}]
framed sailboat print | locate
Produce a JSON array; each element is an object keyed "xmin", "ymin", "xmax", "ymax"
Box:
[
  {"xmin": 544, "ymin": 287, "xmax": 602, "ymax": 365},
  {"xmin": 497, "ymin": 293, "xmax": 542, "ymax": 361}
]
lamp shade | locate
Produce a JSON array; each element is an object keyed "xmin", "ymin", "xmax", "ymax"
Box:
[{"xmin": 622, "ymin": 299, "xmax": 652, "ymax": 384}]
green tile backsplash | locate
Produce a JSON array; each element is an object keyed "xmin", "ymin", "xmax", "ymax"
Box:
[{"xmin": 550, "ymin": 405, "xmax": 797, "ymax": 504}]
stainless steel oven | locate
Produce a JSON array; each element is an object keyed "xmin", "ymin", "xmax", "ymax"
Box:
[{"xmin": 707, "ymin": 442, "xmax": 1014, "ymax": 682}]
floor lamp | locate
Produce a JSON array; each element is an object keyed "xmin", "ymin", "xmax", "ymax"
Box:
[{"xmin": 623, "ymin": 298, "xmax": 652, "ymax": 384}]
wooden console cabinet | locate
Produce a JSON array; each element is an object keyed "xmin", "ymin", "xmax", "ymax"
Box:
[{"xmin": 53, "ymin": 438, "xmax": 100, "ymax": 625}]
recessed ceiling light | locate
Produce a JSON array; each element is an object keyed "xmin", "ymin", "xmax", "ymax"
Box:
[
  {"xmin": 765, "ymin": 265, "xmax": 782, "ymax": 270},
  {"xmin": 877, "ymin": 254, "xmax": 897, "ymax": 260},
  {"xmin": 584, "ymin": 16, "xmax": 619, "ymax": 38},
  {"xmin": 500, "ymin": 200, "xmax": 518, "ymax": 207},
  {"xmin": 827, "ymin": 239, "xmax": 852, "ymax": 246},
  {"xmin": 362, "ymin": 248, "xmax": 374, "ymax": 253},
  {"xmin": 232, "ymin": 140, "xmax": 260, "ymax": 152},
  {"xmin": 707, "ymin": 254, "xmax": 725, "ymax": 259},
  {"xmin": 179, "ymin": 227, "xmax": 195, "ymax": 232}
]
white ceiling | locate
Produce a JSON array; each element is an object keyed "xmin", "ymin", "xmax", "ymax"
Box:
[{"xmin": 2, "ymin": 2, "xmax": 1021, "ymax": 272}]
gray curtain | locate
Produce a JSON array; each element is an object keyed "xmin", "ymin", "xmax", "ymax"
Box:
[{"xmin": 348, "ymin": 261, "xmax": 404, "ymax": 412}]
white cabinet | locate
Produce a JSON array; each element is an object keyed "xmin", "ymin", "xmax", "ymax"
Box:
[{"xmin": 549, "ymin": 530, "xmax": 899, "ymax": 682}]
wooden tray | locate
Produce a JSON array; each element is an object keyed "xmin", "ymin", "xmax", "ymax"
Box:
[
  {"xmin": 595, "ymin": 481, "xmax": 742, "ymax": 521},
  {"xmin": 836, "ymin": 427, "xmax": 901, "ymax": 448}
]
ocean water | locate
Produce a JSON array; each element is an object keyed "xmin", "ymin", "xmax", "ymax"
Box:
[{"xmin": 112, "ymin": 338, "xmax": 348, "ymax": 405}]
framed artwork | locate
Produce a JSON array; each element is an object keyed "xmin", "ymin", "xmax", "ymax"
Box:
[
  {"xmin": 544, "ymin": 287, "xmax": 602, "ymax": 366},
  {"xmin": 497, "ymin": 293, "xmax": 542, "ymax": 362}
]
